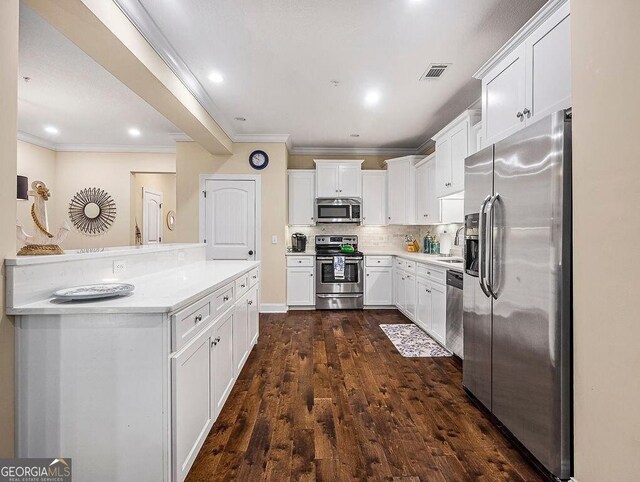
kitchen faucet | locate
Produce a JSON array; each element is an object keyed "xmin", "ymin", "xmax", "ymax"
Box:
[{"xmin": 454, "ymin": 226, "xmax": 465, "ymax": 246}]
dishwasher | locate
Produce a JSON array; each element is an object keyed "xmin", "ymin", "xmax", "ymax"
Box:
[{"xmin": 446, "ymin": 270, "xmax": 463, "ymax": 358}]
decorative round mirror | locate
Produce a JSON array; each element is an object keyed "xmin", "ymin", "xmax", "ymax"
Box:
[
  {"xmin": 68, "ymin": 187, "xmax": 116, "ymax": 236},
  {"xmin": 167, "ymin": 210, "xmax": 176, "ymax": 231}
]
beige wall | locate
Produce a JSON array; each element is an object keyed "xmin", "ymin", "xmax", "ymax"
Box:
[
  {"xmin": 53, "ymin": 151, "xmax": 175, "ymax": 249},
  {"xmin": 130, "ymin": 172, "xmax": 178, "ymax": 245},
  {"xmin": 0, "ymin": 0, "xmax": 18, "ymax": 458},
  {"xmin": 16, "ymin": 140, "xmax": 57, "ymax": 233},
  {"xmin": 572, "ymin": 1, "xmax": 640, "ymax": 481},
  {"xmin": 176, "ymin": 142, "xmax": 287, "ymax": 305}
]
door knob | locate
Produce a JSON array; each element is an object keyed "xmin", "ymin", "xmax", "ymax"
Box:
[{"xmin": 248, "ymin": 250, "xmax": 254, "ymax": 256}]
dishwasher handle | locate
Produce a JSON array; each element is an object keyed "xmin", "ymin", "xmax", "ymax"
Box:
[{"xmin": 446, "ymin": 270, "xmax": 463, "ymax": 289}]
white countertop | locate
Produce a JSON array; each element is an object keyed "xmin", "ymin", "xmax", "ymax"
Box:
[
  {"xmin": 286, "ymin": 249, "xmax": 463, "ymax": 272},
  {"xmin": 8, "ymin": 259, "xmax": 259, "ymax": 315},
  {"xmin": 5, "ymin": 243, "xmax": 206, "ymax": 266}
]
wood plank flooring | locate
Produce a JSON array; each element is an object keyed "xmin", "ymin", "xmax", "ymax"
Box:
[{"xmin": 186, "ymin": 310, "xmax": 545, "ymax": 482}]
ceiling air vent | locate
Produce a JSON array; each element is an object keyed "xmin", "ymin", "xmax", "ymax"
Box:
[{"xmin": 419, "ymin": 63, "xmax": 451, "ymax": 81}]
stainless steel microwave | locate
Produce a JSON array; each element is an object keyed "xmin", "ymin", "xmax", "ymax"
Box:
[{"xmin": 314, "ymin": 198, "xmax": 361, "ymax": 224}]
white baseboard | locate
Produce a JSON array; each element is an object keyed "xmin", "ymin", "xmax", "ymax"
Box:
[
  {"xmin": 287, "ymin": 306, "xmax": 316, "ymax": 311},
  {"xmin": 570, "ymin": 478, "xmax": 579, "ymax": 482},
  {"xmin": 259, "ymin": 303, "xmax": 288, "ymax": 313}
]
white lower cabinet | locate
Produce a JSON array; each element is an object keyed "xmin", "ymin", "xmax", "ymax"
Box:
[
  {"xmin": 287, "ymin": 256, "xmax": 315, "ymax": 307},
  {"xmin": 172, "ymin": 324, "xmax": 214, "ymax": 482},
  {"xmin": 415, "ymin": 278, "xmax": 433, "ymax": 333},
  {"xmin": 404, "ymin": 273, "xmax": 416, "ymax": 319},
  {"xmin": 233, "ymin": 295, "xmax": 250, "ymax": 376},
  {"xmin": 247, "ymin": 286, "xmax": 259, "ymax": 345},
  {"xmin": 212, "ymin": 311, "xmax": 235, "ymax": 416},
  {"xmin": 365, "ymin": 266, "xmax": 393, "ymax": 306}
]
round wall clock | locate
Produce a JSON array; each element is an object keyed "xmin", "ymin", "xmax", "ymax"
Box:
[{"xmin": 249, "ymin": 150, "xmax": 269, "ymax": 170}]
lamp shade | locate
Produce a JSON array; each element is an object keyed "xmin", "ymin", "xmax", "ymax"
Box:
[{"xmin": 17, "ymin": 175, "xmax": 28, "ymax": 200}]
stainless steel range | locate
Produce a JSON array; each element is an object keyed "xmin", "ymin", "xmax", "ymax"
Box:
[{"xmin": 315, "ymin": 235, "xmax": 364, "ymax": 309}]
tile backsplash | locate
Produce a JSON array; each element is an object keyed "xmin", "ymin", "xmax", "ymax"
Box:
[{"xmin": 286, "ymin": 223, "xmax": 463, "ymax": 254}]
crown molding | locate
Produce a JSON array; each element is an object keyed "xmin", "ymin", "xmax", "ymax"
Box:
[
  {"xmin": 473, "ymin": 0, "xmax": 569, "ymax": 79},
  {"xmin": 232, "ymin": 134, "xmax": 291, "ymax": 145},
  {"xmin": 416, "ymin": 138, "xmax": 435, "ymax": 154},
  {"xmin": 169, "ymin": 132, "xmax": 193, "ymax": 142},
  {"xmin": 113, "ymin": 0, "xmax": 236, "ymax": 139},
  {"xmin": 18, "ymin": 132, "xmax": 176, "ymax": 153},
  {"xmin": 288, "ymin": 146, "xmax": 420, "ymax": 156},
  {"xmin": 17, "ymin": 131, "xmax": 57, "ymax": 151}
]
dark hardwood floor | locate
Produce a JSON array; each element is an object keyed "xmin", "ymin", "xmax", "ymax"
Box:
[{"xmin": 186, "ymin": 310, "xmax": 545, "ymax": 482}]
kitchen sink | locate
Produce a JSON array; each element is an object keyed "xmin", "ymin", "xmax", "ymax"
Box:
[{"xmin": 435, "ymin": 258, "xmax": 464, "ymax": 263}]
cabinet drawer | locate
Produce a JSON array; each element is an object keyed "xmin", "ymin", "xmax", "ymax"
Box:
[
  {"xmin": 172, "ymin": 296, "xmax": 213, "ymax": 351},
  {"xmin": 235, "ymin": 274, "xmax": 250, "ymax": 299},
  {"xmin": 248, "ymin": 268, "xmax": 260, "ymax": 287},
  {"xmin": 394, "ymin": 257, "xmax": 416, "ymax": 272},
  {"xmin": 366, "ymin": 256, "xmax": 392, "ymax": 267},
  {"xmin": 417, "ymin": 263, "xmax": 446, "ymax": 284},
  {"xmin": 287, "ymin": 256, "xmax": 314, "ymax": 267},
  {"xmin": 212, "ymin": 282, "xmax": 235, "ymax": 317}
]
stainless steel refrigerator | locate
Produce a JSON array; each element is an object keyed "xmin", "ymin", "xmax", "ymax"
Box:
[{"xmin": 463, "ymin": 109, "xmax": 572, "ymax": 480}]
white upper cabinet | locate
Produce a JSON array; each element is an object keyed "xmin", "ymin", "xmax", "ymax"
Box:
[
  {"xmin": 415, "ymin": 154, "xmax": 440, "ymax": 224},
  {"xmin": 476, "ymin": 0, "xmax": 571, "ymax": 146},
  {"xmin": 362, "ymin": 171, "xmax": 387, "ymax": 225},
  {"xmin": 288, "ymin": 170, "xmax": 315, "ymax": 226},
  {"xmin": 432, "ymin": 110, "xmax": 480, "ymax": 197},
  {"xmin": 314, "ymin": 160, "xmax": 363, "ymax": 198},
  {"xmin": 385, "ymin": 155, "xmax": 423, "ymax": 225}
]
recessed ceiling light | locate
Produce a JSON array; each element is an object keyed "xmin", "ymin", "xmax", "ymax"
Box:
[
  {"xmin": 128, "ymin": 128, "xmax": 141, "ymax": 137},
  {"xmin": 44, "ymin": 126, "xmax": 59, "ymax": 135},
  {"xmin": 365, "ymin": 90, "xmax": 381, "ymax": 106},
  {"xmin": 234, "ymin": 117, "xmax": 247, "ymax": 122},
  {"xmin": 208, "ymin": 71, "xmax": 224, "ymax": 84},
  {"xmin": 350, "ymin": 134, "xmax": 360, "ymax": 138}
]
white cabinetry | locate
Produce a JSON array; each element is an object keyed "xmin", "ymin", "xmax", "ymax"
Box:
[
  {"xmin": 476, "ymin": 0, "xmax": 571, "ymax": 145},
  {"xmin": 362, "ymin": 171, "xmax": 387, "ymax": 225},
  {"xmin": 286, "ymin": 256, "xmax": 315, "ymax": 307},
  {"xmin": 288, "ymin": 170, "xmax": 315, "ymax": 225},
  {"xmin": 211, "ymin": 311, "xmax": 235, "ymax": 416},
  {"xmin": 433, "ymin": 110, "xmax": 480, "ymax": 197},
  {"xmin": 415, "ymin": 154, "xmax": 440, "ymax": 224},
  {"xmin": 385, "ymin": 155, "xmax": 423, "ymax": 225},
  {"xmin": 415, "ymin": 278, "xmax": 433, "ymax": 334},
  {"xmin": 394, "ymin": 258, "xmax": 416, "ymax": 318},
  {"xmin": 314, "ymin": 160, "xmax": 363, "ymax": 198},
  {"xmin": 365, "ymin": 267, "xmax": 393, "ymax": 306}
]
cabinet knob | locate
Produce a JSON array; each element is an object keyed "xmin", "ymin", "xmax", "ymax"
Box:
[
  {"xmin": 241, "ymin": 283, "xmax": 246, "ymax": 288},
  {"xmin": 516, "ymin": 111, "xmax": 524, "ymax": 119},
  {"xmin": 523, "ymin": 107, "xmax": 531, "ymax": 116},
  {"xmin": 211, "ymin": 339, "xmax": 218, "ymax": 347},
  {"xmin": 366, "ymin": 273, "xmax": 370, "ymax": 277},
  {"xmin": 377, "ymin": 260, "xmax": 381, "ymax": 263},
  {"xmin": 248, "ymin": 300, "xmax": 253, "ymax": 305},
  {"xmin": 310, "ymin": 273, "xmax": 313, "ymax": 277},
  {"xmin": 195, "ymin": 314, "xmax": 203, "ymax": 323},
  {"xmin": 223, "ymin": 295, "xmax": 229, "ymax": 302}
]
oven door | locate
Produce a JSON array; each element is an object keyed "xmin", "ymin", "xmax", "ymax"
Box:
[
  {"xmin": 315, "ymin": 256, "xmax": 364, "ymax": 294},
  {"xmin": 315, "ymin": 199, "xmax": 359, "ymax": 223}
]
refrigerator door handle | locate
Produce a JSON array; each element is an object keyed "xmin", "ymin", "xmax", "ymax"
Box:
[
  {"xmin": 478, "ymin": 195, "xmax": 492, "ymax": 298},
  {"xmin": 485, "ymin": 193, "xmax": 501, "ymax": 299}
]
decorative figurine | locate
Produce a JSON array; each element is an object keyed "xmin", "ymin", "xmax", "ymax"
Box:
[{"xmin": 16, "ymin": 180, "xmax": 70, "ymax": 255}]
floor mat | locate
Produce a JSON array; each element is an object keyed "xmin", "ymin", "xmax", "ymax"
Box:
[{"xmin": 380, "ymin": 323, "xmax": 452, "ymax": 357}]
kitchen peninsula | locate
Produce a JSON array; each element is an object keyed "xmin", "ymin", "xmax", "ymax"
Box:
[{"xmin": 6, "ymin": 244, "xmax": 260, "ymax": 482}]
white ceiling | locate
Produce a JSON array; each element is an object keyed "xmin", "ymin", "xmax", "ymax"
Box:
[
  {"xmin": 133, "ymin": 0, "xmax": 546, "ymax": 151},
  {"xmin": 18, "ymin": 3, "xmax": 181, "ymax": 151}
]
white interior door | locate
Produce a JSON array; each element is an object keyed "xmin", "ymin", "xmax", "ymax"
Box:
[
  {"xmin": 205, "ymin": 179, "xmax": 256, "ymax": 260},
  {"xmin": 142, "ymin": 188, "xmax": 162, "ymax": 245}
]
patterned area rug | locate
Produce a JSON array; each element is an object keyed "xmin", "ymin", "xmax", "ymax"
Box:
[{"xmin": 380, "ymin": 324, "xmax": 452, "ymax": 357}]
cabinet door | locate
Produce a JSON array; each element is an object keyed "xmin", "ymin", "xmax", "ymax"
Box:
[
  {"xmin": 416, "ymin": 278, "xmax": 433, "ymax": 333},
  {"xmin": 338, "ymin": 164, "xmax": 362, "ymax": 198},
  {"xmin": 405, "ymin": 273, "xmax": 417, "ymax": 319},
  {"xmin": 425, "ymin": 160, "xmax": 440, "ymax": 222},
  {"xmin": 212, "ymin": 311, "xmax": 235, "ymax": 417},
  {"xmin": 430, "ymin": 282, "xmax": 447, "ymax": 345},
  {"xmin": 365, "ymin": 267, "xmax": 393, "ymax": 306},
  {"xmin": 525, "ymin": 5, "xmax": 571, "ymax": 124},
  {"xmin": 415, "ymin": 163, "xmax": 428, "ymax": 222},
  {"xmin": 247, "ymin": 286, "xmax": 259, "ymax": 346},
  {"xmin": 449, "ymin": 122, "xmax": 469, "ymax": 193},
  {"xmin": 172, "ymin": 327, "xmax": 213, "ymax": 482},
  {"xmin": 233, "ymin": 297, "xmax": 249, "ymax": 376},
  {"xmin": 288, "ymin": 171, "xmax": 315, "ymax": 225},
  {"xmin": 435, "ymin": 137, "xmax": 451, "ymax": 197},
  {"xmin": 394, "ymin": 269, "xmax": 404, "ymax": 309},
  {"xmin": 287, "ymin": 267, "xmax": 315, "ymax": 305},
  {"xmin": 362, "ymin": 172, "xmax": 386, "ymax": 225},
  {"xmin": 387, "ymin": 161, "xmax": 414, "ymax": 225},
  {"xmin": 316, "ymin": 164, "xmax": 339, "ymax": 197},
  {"xmin": 483, "ymin": 44, "xmax": 526, "ymax": 145}
]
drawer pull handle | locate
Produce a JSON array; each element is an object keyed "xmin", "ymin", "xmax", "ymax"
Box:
[
  {"xmin": 223, "ymin": 296, "xmax": 229, "ymax": 302},
  {"xmin": 195, "ymin": 314, "xmax": 203, "ymax": 323},
  {"xmin": 252, "ymin": 275, "xmax": 257, "ymax": 279},
  {"xmin": 241, "ymin": 283, "xmax": 246, "ymax": 288}
]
